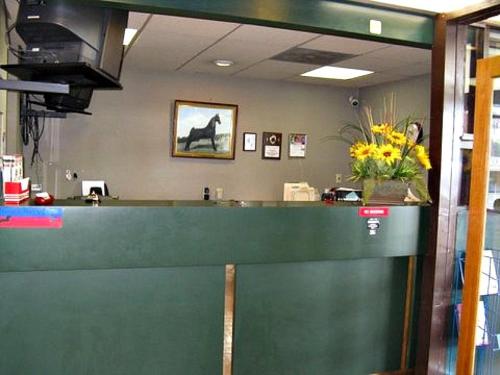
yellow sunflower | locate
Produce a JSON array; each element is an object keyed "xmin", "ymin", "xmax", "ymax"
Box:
[
  {"xmin": 349, "ymin": 142, "xmax": 363, "ymax": 157},
  {"xmin": 371, "ymin": 123, "xmax": 393, "ymax": 135},
  {"xmin": 414, "ymin": 144, "xmax": 425, "ymax": 156},
  {"xmin": 376, "ymin": 144, "xmax": 402, "ymax": 164},
  {"xmin": 352, "ymin": 143, "xmax": 378, "ymax": 160},
  {"xmin": 386, "ymin": 130, "xmax": 407, "ymax": 146},
  {"xmin": 414, "ymin": 145, "xmax": 432, "ymax": 170}
]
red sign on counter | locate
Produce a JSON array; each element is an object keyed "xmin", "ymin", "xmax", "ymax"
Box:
[{"xmin": 358, "ymin": 207, "xmax": 390, "ymax": 217}]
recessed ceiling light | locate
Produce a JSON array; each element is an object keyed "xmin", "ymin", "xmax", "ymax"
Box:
[
  {"xmin": 123, "ymin": 28, "xmax": 138, "ymax": 46},
  {"xmin": 214, "ymin": 59, "xmax": 234, "ymax": 67},
  {"xmin": 301, "ymin": 66, "xmax": 373, "ymax": 80}
]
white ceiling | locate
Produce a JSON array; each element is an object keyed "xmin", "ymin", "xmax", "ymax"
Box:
[{"xmin": 124, "ymin": 12, "xmax": 431, "ymax": 88}]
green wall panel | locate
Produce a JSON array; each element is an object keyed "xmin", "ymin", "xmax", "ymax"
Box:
[
  {"xmin": 75, "ymin": 0, "xmax": 434, "ymax": 47},
  {"xmin": 0, "ymin": 205, "xmax": 428, "ymax": 272},
  {"xmin": 0, "ymin": 205, "xmax": 425, "ymax": 374},
  {"xmin": 0, "ymin": 266, "xmax": 225, "ymax": 375},
  {"xmin": 233, "ymin": 258, "xmax": 408, "ymax": 374}
]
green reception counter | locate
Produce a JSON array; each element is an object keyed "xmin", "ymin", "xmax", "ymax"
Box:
[{"xmin": 0, "ymin": 201, "xmax": 429, "ymax": 375}]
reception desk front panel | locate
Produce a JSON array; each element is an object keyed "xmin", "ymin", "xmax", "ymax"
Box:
[{"xmin": 0, "ymin": 203, "xmax": 428, "ymax": 374}]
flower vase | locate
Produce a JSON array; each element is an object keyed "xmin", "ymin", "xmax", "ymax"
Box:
[{"xmin": 362, "ymin": 178, "xmax": 408, "ymax": 205}]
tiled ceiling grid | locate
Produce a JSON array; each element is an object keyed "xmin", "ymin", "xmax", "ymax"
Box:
[{"xmin": 125, "ymin": 12, "xmax": 431, "ymax": 88}]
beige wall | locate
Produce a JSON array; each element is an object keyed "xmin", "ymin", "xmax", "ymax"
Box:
[
  {"xmin": 359, "ymin": 74, "xmax": 431, "ymax": 138},
  {"xmin": 27, "ymin": 68, "xmax": 361, "ymax": 200}
]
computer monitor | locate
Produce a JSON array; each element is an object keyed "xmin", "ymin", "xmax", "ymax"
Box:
[{"xmin": 82, "ymin": 180, "xmax": 106, "ymax": 196}]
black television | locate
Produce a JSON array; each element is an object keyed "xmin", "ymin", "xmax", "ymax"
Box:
[{"xmin": 2, "ymin": 0, "xmax": 128, "ymax": 112}]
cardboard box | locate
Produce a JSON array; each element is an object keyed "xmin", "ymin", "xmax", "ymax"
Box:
[{"xmin": 4, "ymin": 177, "xmax": 30, "ymax": 204}]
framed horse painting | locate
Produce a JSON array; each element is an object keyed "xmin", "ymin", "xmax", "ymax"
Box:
[{"xmin": 172, "ymin": 100, "xmax": 238, "ymax": 159}]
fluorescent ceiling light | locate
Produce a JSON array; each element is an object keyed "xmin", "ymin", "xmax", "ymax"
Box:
[
  {"xmin": 123, "ymin": 28, "xmax": 138, "ymax": 46},
  {"xmin": 301, "ymin": 66, "xmax": 373, "ymax": 80},
  {"xmin": 214, "ymin": 59, "xmax": 234, "ymax": 67},
  {"xmin": 368, "ymin": 0, "xmax": 485, "ymax": 13}
]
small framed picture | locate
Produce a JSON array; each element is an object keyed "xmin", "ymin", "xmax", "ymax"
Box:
[
  {"xmin": 262, "ymin": 132, "xmax": 282, "ymax": 160},
  {"xmin": 243, "ymin": 132, "xmax": 257, "ymax": 151},
  {"xmin": 289, "ymin": 133, "xmax": 307, "ymax": 158}
]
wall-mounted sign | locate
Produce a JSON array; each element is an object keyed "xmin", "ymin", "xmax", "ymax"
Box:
[
  {"xmin": 358, "ymin": 207, "xmax": 390, "ymax": 217},
  {"xmin": 262, "ymin": 132, "xmax": 282, "ymax": 160},
  {"xmin": 288, "ymin": 133, "xmax": 307, "ymax": 158},
  {"xmin": 243, "ymin": 132, "xmax": 256, "ymax": 151},
  {"xmin": 0, "ymin": 207, "xmax": 63, "ymax": 229},
  {"xmin": 367, "ymin": 218, "xmax": 380, "ymax": 236}
]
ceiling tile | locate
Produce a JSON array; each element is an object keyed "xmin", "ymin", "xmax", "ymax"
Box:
[
  {"xmin": 235, "ymin": 60, "xmax": 319, "ymax": 80},
  {"xmin": 125, "ymin": 41, "xmax": 217, "ymax": 71},
  {"xmin": 135, "ymin": 17, "xmax": 238, "ymax": 50},
  {"xmin": 350, "ymin": 72, "xmax": 408, "ymax": 87},
  {"xmin": 127, "ymin": 12, "xmax": 151, "ymax": 29},
  {"xmin": 364, "ymin": 45, "xmax": 431, "ymax": 64},
  {"xmin": 223, "ymin": 24, "xmax": 317, "ymax": 46},
  {"xmin": 180, "ymin": 40, "xmax": 303, "ymax": 74},
  {"xmin": 271, "ymin": 48, "xmax": 355, "ymax": 65},
  {"xmin": 301, "ymin": 34, "xmax": 389, "ymax": 55},
  {"xmin": 142, "ymin": 14, "xmax": 239, "ymax": 42},
  {"xmin": 334, "ymin": 54, "xmax": 408, "ymax": 71},
  {"xmin": 286, "ymin": 75, "xmax": 356, "ymax": 88},
  {"xmin": 384, "ymin": 62, "xmax": 431, "ymax": 76},
  {"xmin": 127, "ymin": 14, "xmax": 240, "ymax": 70},
  {"xmin": 180, "ymin": 24, "xmax": 318, "ymax": 75}
]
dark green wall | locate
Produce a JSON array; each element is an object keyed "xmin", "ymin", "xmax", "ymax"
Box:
[
  {"xmin": 234, "ymin": 259, "xmax": 409, "ymax": 375},
  {"xmin": 73, "ymin": 0, "xmax": 434, "ymax": 47},
  {"xmin": 0, "ymin": 266, "xmax": 226, "ymax": 374}
]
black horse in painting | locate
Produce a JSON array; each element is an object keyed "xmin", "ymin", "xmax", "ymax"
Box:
[{"xmin": 184, "ymin": 114, "xmax": 221, "ymax": 151}]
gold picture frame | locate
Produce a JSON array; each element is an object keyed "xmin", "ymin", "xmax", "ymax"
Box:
[{"xmin": 172, "ymin": 100, "xmax": 238, "ymax": 159}]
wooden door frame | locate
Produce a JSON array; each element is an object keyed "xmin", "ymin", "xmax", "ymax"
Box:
[
  {"xmin": 456, "ymin": 54, "xmax": 500, "ymax": 374},
  {"xmin": 418, "ymin": 2, "xmax": 500, "ymax": 374}
]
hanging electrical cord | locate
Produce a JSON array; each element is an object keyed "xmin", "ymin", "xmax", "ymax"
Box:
[{"xmin": 20, "ymin": 93, "xmax": 46, "ymax": 166}]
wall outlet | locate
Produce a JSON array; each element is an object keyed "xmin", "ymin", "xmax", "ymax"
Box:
[
  {"xmin": 336, "ymin": 174, "xmax": 342, "ymax": 184},
  {"xmin": 32, "ymin": 183, "xmax": 43, "ymax": 192}
]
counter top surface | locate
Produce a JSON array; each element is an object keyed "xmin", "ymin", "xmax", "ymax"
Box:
[{"xmin": 1, "ymin": 199, "xmax": 427, "ymax": 208}]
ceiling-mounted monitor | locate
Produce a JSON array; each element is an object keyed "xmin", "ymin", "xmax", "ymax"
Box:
[{"xmin": 1, "ymin": 0, "xmax": 128, "ymax": 113}]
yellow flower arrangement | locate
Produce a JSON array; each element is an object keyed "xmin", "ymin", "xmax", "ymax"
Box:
[{"xmin": 326, "ymin": 98, "xmax": 432, "ymax": 203}]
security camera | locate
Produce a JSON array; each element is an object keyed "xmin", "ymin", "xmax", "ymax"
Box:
[{"xmin": 349, "ymin": 96, "xmax": 359, "ymax": 107}]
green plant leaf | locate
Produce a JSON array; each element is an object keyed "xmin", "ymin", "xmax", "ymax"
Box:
[
  {"xmin": 413, "ymin": 176, "xmax": 432, "ymax": 203},
  {"xmin": 362, "ymin": 178, "xmax": 376, "ymax": 205}
]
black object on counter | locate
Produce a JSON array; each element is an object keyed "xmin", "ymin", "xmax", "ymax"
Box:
[
  {"xmin": 203, "ymin": 187, "xmax": 210, "ymax": 200},
  {"xmin": 321, "ymin": 189, "xmax": 335, "ymax": 202}
]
